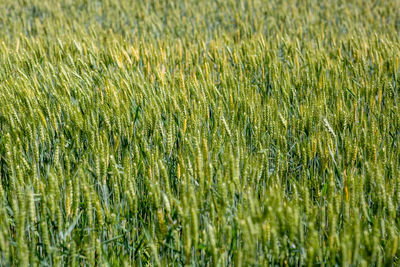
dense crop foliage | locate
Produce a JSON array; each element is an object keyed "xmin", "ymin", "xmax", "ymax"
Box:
[{"xmin": 1, "ymin": 0, "xmax": 400, "ymax": 265}]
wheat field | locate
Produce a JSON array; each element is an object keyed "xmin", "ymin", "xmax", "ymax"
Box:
[{"xmin": 1, "ymin": 0, "xmax": 400, "ymax": 265}]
